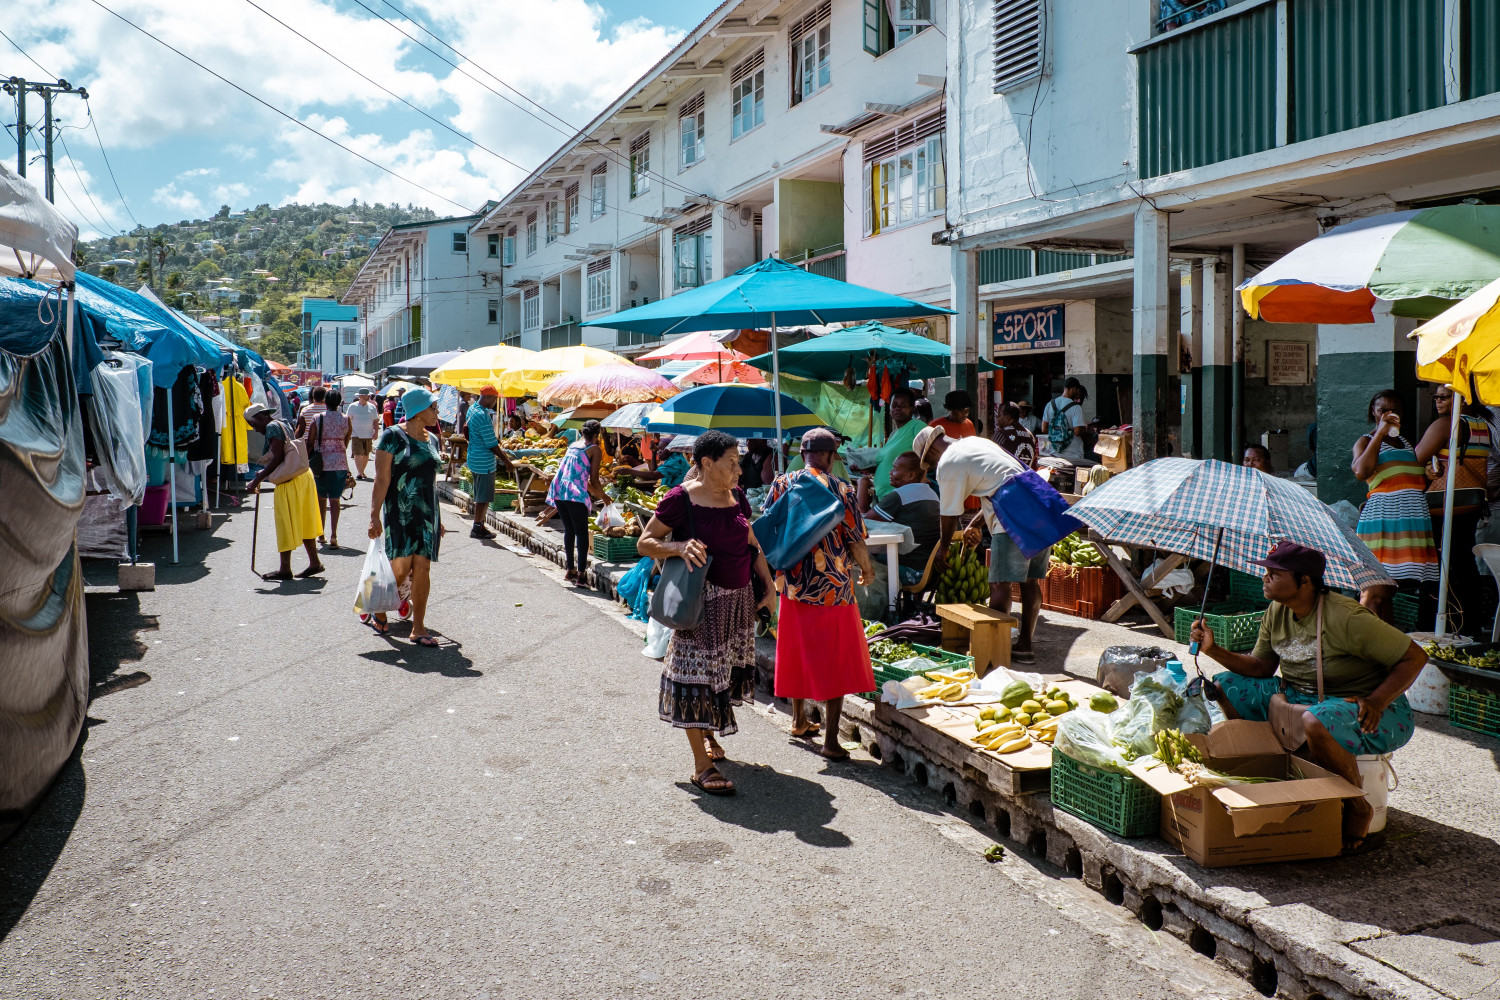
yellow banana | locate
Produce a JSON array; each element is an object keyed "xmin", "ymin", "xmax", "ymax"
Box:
[{"xmin": 993, "ymin": 734, "xmax": 1032, "ymax": 755}]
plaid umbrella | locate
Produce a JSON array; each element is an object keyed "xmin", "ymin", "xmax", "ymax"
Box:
[{"xmin": 1069, "ymin": 458, "xmax": 1394, "ymax": 592}]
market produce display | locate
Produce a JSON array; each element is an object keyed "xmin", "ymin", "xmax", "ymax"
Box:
[
  {"xmin": 970, "ymin": 681, "xmax": 1077, "ymax": 753},
  {"xmin": 501, "ymin": 430, "xmax": 568, "ymax": 451},
  {"xmin": 914, "ymin": 667, "xmax": 977, "ymax": 703},
  {"xmin": 934, "ymin": 545, "xmax": 988, "ymax": 604},
  {"xmin": 606, "ymin": 479, "xmax": 672, "ymax": 511},
  {"xmin": 1151, "ymin": 728, "xmax": 1274, "ymax": 787},
  {"xmin": 1422, "ymin": 642, "xmax": 1500, "ymax": 670},
  {"xmin": 1051, "ymin": 532, "xmax": 1105, "ymax": 567},
  {"xmin": 868, "ymin": 639, "xmax": 919, "ymax": 662}
]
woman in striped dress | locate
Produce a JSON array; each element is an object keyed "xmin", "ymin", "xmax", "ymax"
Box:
[
  {"xmin": 1352, "ymin": 390, "xmax": 1438, "ymax": 623},
  {"xmin": 1417, "ymin": 388, "xmax": 1493, "ymax": 633}
]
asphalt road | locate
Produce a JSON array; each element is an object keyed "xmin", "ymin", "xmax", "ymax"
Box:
[{"xmin": 1, "ymin": 483, "xmax": 1255, "ymax": 999}]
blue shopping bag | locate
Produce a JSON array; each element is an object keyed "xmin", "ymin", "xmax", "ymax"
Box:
[{"xmin": 990, "ymin": 468, "xmax": 1084, "ymax": 559}]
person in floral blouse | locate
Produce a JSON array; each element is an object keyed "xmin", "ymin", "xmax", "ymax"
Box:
[{"xmin": 768, "ymin": 427, "xmax": 875, "ymax": 760}]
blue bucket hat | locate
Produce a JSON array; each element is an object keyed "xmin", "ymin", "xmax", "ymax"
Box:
[{"xmin": 400, "ymin": 386, "xmax": 435, "ymax": 418}]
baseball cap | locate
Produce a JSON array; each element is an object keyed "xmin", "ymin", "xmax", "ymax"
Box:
[
  {"xmin": 479, "ymin": 385, "xmax": 500, "ymax": 397},
  {"xmin": 243, "ymin": 402, "xmax": 275, "ymax": 423},
  {"xmin": 912, "ymin": 424, "xmax": 952, "ymax": 469},
  {"xmin": 800, "ymin": 427, "xmax": 840, "ymax": 452},
  {"xmin": 356, "ymin": 387, "xmax": 370, "ymax": 396},
  {"xmin": 401, "ymin": 387, "xmax": 436, "ymax": 418},
  {"xmin": 1250, "ymin": 540, "xmax": 1325, "ymax": 581}
]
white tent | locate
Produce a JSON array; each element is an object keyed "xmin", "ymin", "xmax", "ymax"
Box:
[{"xmin": 0, "ymin": 162, "xmax": 77, "ymax": 281}]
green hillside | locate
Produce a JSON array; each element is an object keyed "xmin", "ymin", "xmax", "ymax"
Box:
[{"xmin": 77, "ymin": 201, "xmax": 437, "ymax": 363}]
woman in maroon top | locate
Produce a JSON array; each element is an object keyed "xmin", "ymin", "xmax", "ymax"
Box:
[{"xmin": 638, "ymin": 430, "xmax": 776, "ymax": 796}]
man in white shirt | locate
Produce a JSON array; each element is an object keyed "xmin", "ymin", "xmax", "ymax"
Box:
[
  {"xmin": 1041, "ymin": 378, "xmax": 1088, "ymax": 462},
  {"xmin": 346, "ymin": 388, "xmax": 381, "ymax": 481},
  {"xmin": 914, "ymin": 425, "xmax": 1045, "ymax": 662}
]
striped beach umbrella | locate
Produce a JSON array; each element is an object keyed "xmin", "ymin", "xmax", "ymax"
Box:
[
  {"xmin": 1069, "ymin": 458, "xmax": 1394, "ymax": 592},
  {"xmin": 643, "ymin": 384, "xmax": 822, "ymax": 440}
]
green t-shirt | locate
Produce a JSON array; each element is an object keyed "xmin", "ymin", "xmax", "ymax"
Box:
[
  {"xmin": 1250, "ymin": 591, "xmax": 1411, "ymax": 698},
  {"xmin": 872, "ymin": 418, "xmax": 926, "ymax": 499}
]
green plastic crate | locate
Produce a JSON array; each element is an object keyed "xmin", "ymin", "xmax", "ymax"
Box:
[
  {"xmin": 1050, "ymin": 748, "xmax": 1160, "ymax": 838},
  {"xmin": 858, "ymin": 644, "xmax": 973, "ymax": 700},
  {"xmin": 590, "ymin": 534, "xmax": 639, "ymax": 562},
  {"xmin": 491, "ymin": 490, "xmax": 516, "ymax": 512},
  {"xmin": 1226, "ymin": 569, "xmax": 1269, "ymax": 607},
  {"xmin": 1174, "ymin": 602, "xmax": 1266, "ymax": 652},
  {"xmin": 1393, "ymin": 592, "xmax": 1419, "ymax": 632},
  {"xmin": 1449, "ymin": 682, "xmax": 1500, "ymax": 737}
]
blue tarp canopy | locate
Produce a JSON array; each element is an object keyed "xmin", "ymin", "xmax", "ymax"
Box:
[{"xmin": 74, "ymin": 272, "xmax": 226, "ymax": 384}]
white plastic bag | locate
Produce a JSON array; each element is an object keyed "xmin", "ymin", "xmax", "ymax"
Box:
[
  {"xmin": 86, "ymin": 356, "xmax": 149, "ymax": 505},
  {"xmin": 353, "ymin": 539, "xmax": 401, "ymax": 615},
  {"xmin": 643, "ymin": 617, "xmax": 672, "ymax": 659},
  {"xmin": 597, "ymin": 503, "xmax": 627, "ymax": 530}
]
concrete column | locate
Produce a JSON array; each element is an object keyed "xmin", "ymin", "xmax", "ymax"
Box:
[
  {"xmin": 1315, "ymin": 305, "xmax": 1418, "ymax": 505},
  {"xmin": 1200, "ymin": 257, "xmax": 1234, "ymax": 461},
  {"xmin": 950, "ymin": 247, "xmax": 980, "ymax": 406},
  {"xmin": 1132, "ymin": 204, "xmax": 1171, "ymax": 464},
  {"xmin": 1181, "ymin": 268, "xmax": 1203, "ymax": 458}
]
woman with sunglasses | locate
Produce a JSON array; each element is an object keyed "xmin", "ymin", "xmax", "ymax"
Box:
[
  {"xmin": 1415, "ymin": 387, "xmax": 1493, "ymax": 633},
  {"xmin": 1351, "ymin": 390, "xmax": 1438, "ymax": 623}
]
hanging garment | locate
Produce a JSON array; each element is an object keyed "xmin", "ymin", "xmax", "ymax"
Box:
[
  {"xmin": 220, "ymin": 376, "xmax": 251, "ymax": 466},
  {"xmin": 148, "ymin": 366, "xmax": 202, "ymax": 457},
  {"xmin": 186, "ymin": 368, "xmax": 221, "ymax": 461}
]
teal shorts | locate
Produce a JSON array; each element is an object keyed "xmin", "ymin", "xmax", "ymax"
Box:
[
  {"xmin": 990, "ymin": 532, "xmax": 1050, "ymax": 584},
  {"xmin": 1212, "ymin": 672, "xmax": 1415, "ymax": 755}
]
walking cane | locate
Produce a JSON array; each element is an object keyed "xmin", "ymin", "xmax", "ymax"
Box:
[{"xmin": 250, "ymin": 486, "xmax": 262, "ymax": 577}]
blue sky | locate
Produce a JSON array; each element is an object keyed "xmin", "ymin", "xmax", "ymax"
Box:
[{"xmin": 1, "ymin": 0, "xmax": 721, "ymax": 237}]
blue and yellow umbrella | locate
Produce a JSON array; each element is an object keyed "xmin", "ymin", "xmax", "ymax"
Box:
[{"xmin": 643, "ymin": 384, "xmax": 822, "ymax": 439}]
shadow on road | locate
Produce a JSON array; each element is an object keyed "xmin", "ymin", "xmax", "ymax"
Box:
[
  {"xmin": 0, "ymin": 754, "xmax": 85, "ymax": 941},
  {"xmin": 679, "ymin": 761, "xmax": 853, "ymax": 847},
  {"xmin": 358, "ymin": 633, "xmax": 480, "ymax": 678},
  {"xmin": 83, "ymin": 589, "xmax": 157, "ymax": 688}
]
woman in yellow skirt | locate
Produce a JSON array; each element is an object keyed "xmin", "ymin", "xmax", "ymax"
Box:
[{"xmin": 245, "ymin": 403, "xmax": 324, "ymax": 581}]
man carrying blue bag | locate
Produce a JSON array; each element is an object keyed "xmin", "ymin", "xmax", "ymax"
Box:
[{"xmin": 915, "ymin": 425, "xmax": 1081, "ymax": 663}]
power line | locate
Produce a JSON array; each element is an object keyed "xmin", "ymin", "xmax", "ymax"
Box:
[
  {"xmin": 57, "ymin": 133, "xmax": 116, "ymax": 232},
  {"xmin": 83, "ymin": 0, "xmax": 473, "ymax": 214},
  {"xmin": 0, "ymin": 26, "xmax": 56, "ymax": 76},
  {"xmin": 82, "ymin": 104, "xmax": 141, "ymax": 229}
]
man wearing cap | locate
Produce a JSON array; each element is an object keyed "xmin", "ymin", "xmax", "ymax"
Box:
[
  {"xmin": 347, "ymin": 388, "xmax": 380, "ymax": 481},
  {"xmin": 1190, "ymin": 541, "xmax": 1427, "ymax": 850},
  {"xmin": 465, "ymin": 387, "xmax": 504, "ymax": 539},
  {"xmin": 912, "ymin": 425, "xmax": 1044, "ymax": 661},
  {"xmin": 768, "ymin": 428, "xmax": 876, "ymax": 760}
]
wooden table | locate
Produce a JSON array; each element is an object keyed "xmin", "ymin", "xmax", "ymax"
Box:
[
  {"xmin": 935, "ymin": 603, "xmax": 1018, "ymax": 677},
  {"xmin": 512, "ymin": 462, "xmax": 555, "ymax": 514},
  {"xmin": 1090, "ymin": 531, "xmax": 1186, "ymax": 639}
]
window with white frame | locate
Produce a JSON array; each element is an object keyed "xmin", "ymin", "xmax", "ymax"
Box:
[
  {"xmin": 503, "ymin": 226, "xmax": 516, "ymax": 265},
  {"xmin": 863, "ymin": 109, "xmax": 946, "ymax": 236},
  {"xmin": 673, "ymin": 217, "xmax": 713, "ymax": 289},
  {"xmin": 522, "ymin": 286, "xmax": 541, "ymax": 331},
  {"xmin": 487, "ymin": 233, "xmax": 500, "ymax": 258},
  {"xmin": 586, "ymin": 257, "xmax": 612, "ymax": 315},
  {"xmin": 526, "ymin": 212, "xmax": 538, "ymax": 256},
  {"xmin": 629, "ymin": 132, "xmax": 651, "ymax": 198},
  {"xmin": 545, "ymin": 199, "xmax": 562, "ymax": 244},
  {"xmin": 452, "ymin": 231, "xmax": 467, "ymax": 253},
  {"xmin": 487, "ymin": 299, "xmax": 499, "ymax": 325},
  {"xmin": 590, "ymin": 164, "xmax": 607, "ymax": 219},
  {"xmin": 864, "ymin": 0, "xmax": 932, "ymax": 55},
  {"xmin": 993, "ymin": 0, "xmax": 1043, "ymax": 92},
  {"xmin": 565, "ymin": 182, "xmax": 580, "ymax": 232},
  {"xmin": 678, "ymin": 93, "xmax": 705, "ymax": 169},
  {"xmin": 789, "ymin": 2, "xmax": 832, "ymax": 106},
  {"xmin": 342, "ymin": 353, "xmax": 360, "ymax": 371},
  {"xmin": 730, "ymin": 51, "xmax": 765, "ymax": 140},
  {"xmin": 341, "ymin": 328, "xmax": 357, "ymax": 345}
]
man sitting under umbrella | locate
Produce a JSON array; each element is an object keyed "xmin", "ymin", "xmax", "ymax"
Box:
[{"xmin": 1189, "ymin": 541, "xmax": 1427, "ymax": 852}]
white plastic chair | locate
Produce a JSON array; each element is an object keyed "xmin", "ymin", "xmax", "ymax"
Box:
[{"xmin": 1472, "ymin": 543, "xmax": 1500, "ymax": 640}]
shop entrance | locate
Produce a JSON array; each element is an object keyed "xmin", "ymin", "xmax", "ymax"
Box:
[{"xmin": 997, "ymin": 351, "xmax": 1067, "ymax": 413}]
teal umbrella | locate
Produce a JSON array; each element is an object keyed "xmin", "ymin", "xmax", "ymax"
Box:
[
  {"xmin": 743, "ymin": 320, "xmax": 999, "ymax": 380},
  {"xmin": 583, "ymin": 259, "xmax": 954, "ymax": 465}
]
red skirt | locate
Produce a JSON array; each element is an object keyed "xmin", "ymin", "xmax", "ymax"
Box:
[{"xmin": 774, "ymin": 595, "xmax": 874, "ymax": 701}]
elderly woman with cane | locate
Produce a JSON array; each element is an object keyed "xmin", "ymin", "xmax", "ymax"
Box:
[{"xmin": 244, "ymin": 402, "xmax": 324, "ymax": 581}]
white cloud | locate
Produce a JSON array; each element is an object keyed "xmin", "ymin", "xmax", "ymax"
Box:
[
  {"xmin": 151, "ymin": 182, "xmax": 205, "ymax": 217},
  {"xmin": 51, "ymin": 153, "xmax": 128, "ymax": 239}
]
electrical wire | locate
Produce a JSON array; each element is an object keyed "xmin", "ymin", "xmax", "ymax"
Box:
[
  {"xmin": 58, "ymin": 133, "xmax": 115, "ymax": 231},
  {"xmin": 82, "ymin": 0, "xmax": 472, "ymax": 213},
  {"xmin": 83, "ymin": 104, "xmax": 142, "ymax": 229},
  {"xmin": 0, "ymin": 25, "xmax": 56, "ymax": 76}
]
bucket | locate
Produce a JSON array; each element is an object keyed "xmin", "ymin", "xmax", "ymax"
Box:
[
  {"xmin": 1356, "ymin": 754, "xmax": 1395, "ymax": 834},
  {"xmin": 139, "ymin": 485, "xmax": 170, "ymax": 526},
  {"xmin": 1406, "ymin": 662, "xmax": 1450, "ymax": 715}
]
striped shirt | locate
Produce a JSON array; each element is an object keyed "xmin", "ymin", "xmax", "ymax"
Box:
[{"xmin": 465, "ymin": 401, "xmax": 500, "ymax": 475}]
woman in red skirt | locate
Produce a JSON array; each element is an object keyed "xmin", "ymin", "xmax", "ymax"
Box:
[{"xmin": 769, "ymin": 428, "xmax": 876, "ymax": 759}]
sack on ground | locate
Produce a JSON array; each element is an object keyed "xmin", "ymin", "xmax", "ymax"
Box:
[
  {"xmin": 1096, "ymin": 645, "xmax": 1173, "ymax": 697},
  {"xmin": 354, "ymin": 539, "xmax": 401, "ymax": 615}
]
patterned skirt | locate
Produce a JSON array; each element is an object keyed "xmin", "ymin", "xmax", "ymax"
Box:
[
  {"xmin": 658, "ymin": 582, "xmax": 757, "ymax": 735},
  {"xmin": 1357, "ymin": 488, "xmax": 1439, "ymax": 582}
]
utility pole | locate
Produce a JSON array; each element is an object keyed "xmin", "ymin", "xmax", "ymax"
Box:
[{"xmin": 4, "ymin": 76, "xmax": 89, "ymax": 202}]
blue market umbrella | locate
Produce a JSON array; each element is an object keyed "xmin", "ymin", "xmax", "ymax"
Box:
[
  {"xmin": 583, "ymin": 259, "xmax": 954, "ymax": 461},
  {"xmin": 643, "ymin": 384, "xmax": 822, "ymax": 439},
  {"xmin": 744, "ymin": 320, "xmax": 999, "ymax": 380},
  {"xmin": 73, "ymin": 273, "xmax": 226, "ymax": 384}
]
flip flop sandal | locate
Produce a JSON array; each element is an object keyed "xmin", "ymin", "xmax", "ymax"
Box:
[
  {"xmin": 412, "ymin": 634, "xmax": 439, "ymax": 647},
  {"xmin": 790, "ymin": 725, "xmax": 821, "ymax": 740},
  {"xmin": 365, "ymin": 618, "xmax": 390, "ymax": 635},
  {"xmin": 297, "ymin": 565, "xmax": 325, "ymax": 578},
  {"xmin": 691, "ymin": 766, "xmax": 735, "ymax": 796},
  {"xmin": 260, "ymin": 570, "xmax": 294, "ymax": 581}
]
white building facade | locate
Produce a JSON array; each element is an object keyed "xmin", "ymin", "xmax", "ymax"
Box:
[
  {"xmin": 341, "ymin": 211, "xmax": 497, "ymax": 373},
  {"xmin": 470, "ymin": 0, "xmax": 953, "ymax": 357}
]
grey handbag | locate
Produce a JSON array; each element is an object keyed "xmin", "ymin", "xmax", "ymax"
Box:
[{"xmin": 650, "ymin": 498, "xmax": 714, "ymax": 630}]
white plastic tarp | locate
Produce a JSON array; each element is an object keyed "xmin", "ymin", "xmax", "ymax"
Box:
[{"xmin": 0, "ymin": 162, "xmax": 76, "ymax": 282}]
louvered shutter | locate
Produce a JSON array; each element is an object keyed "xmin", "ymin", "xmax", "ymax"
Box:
[{"xmin": 993, "ymin": 0, "xmax": 1043, "ymax": 92}]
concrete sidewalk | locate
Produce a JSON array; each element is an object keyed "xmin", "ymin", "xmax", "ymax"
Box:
[{"xmin": 457, "ymin": 482, "xmax": 1500, "ymax": 1000}]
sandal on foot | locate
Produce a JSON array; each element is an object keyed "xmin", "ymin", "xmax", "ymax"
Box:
[
  {"xmin": 691, "ymin": 766, "xmax": 735, "ymax": 796},
  {"xmin": 790, "ymin": 724, "xmax": 821, "ymax": 740},
  {"xmin": 261, "ymin": 570, "xmax": 294, "ymax": 581},
  {"xmin": 412, "ymin": 634, "xmax": 439, "ymax": 647},
  {"xmin": 297, "ymin": 563, "xmax": 325, "ymax": 578},
  {"xmin": 365, "ymin": 617, "xmax": 390, "ymax": 635}
]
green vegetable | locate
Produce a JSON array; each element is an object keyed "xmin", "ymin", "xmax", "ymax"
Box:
[
  {"xmin": 868, "ymin": 639, "xmax": 919, "ymax": 663},
  {"xmin": 1089, "ymin": 691, "xmax": 1119, "ymax": 713},
  {"xmin": 1422, "ymin": 642, "xmax": 1500, "ymax": 670},
  {"xmin": 999, "ymin": 680, "xmax": 1034, "ymax": 709}
]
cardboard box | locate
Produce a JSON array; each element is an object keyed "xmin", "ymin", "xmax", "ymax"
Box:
[
  {"xmin": 1129, "ymin": 720, "xmax": 1365, "ymax": 868},
  {"xmin": 1095, "ymin": 431, "xmax": 1131, "ymax": 473}
]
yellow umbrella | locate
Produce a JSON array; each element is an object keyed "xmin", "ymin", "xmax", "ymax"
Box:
[
  {"xmin": 1412, "ymin": 275, "xmax": 1500, "ymax": 402},
  {"xmin": 430, "ymin": 344, "xmax": 540, "ymax": 392},
  {"xmin": 498, "ymin": 344, "xmax": 631, "ymax": 396}
]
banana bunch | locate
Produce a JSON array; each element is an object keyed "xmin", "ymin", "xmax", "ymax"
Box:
[
  {"xmin": 935, "ymin": 544, "xmax": 988, "ymax": 605},
  {"xmin": 916, "ymin": 667, "xmax": 976, "ymax": 703},
  {"xmin": 1052, "ymin": 532, "xmax": 1106, "ymax": 567},
  {"xmin": 971, "ymin": 701, "xmax": 1063, "ymax": 755}
]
